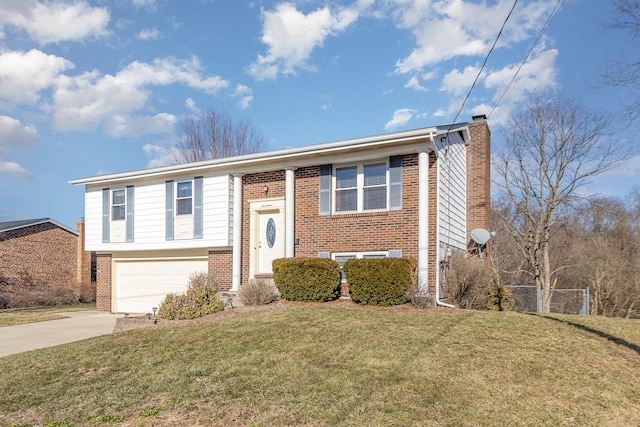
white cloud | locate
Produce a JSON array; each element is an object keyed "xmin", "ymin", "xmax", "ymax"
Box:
[
  {"xmin": 248, "ymin": 2, "xmax": 359, "ymax": 80},
  {"xmin": 132, "ymin": 0, "xmax": 160, "ymax": 10},
  {"xmin": 484, "ymin": 47, "xmax": 558, "ymax": 104},
  {"xmin": 404, "ymin": 72, "xmax": 436, "ymax": 92},
  {"xmin": 0, "ymin": 0, "xmax": 110, "ymax": 45},
  {"xmin": 103, "ymin": 113, "xmax": 176, "ymax": 137},
  {"xmin": 143, "ymin": 143, "xmax": 176, "ymax": 168},
  {"xmin": 0, "ymin": 115, "xmax": 37, "ymax": 179},
  {"xmin": 138, "ymin": 28, "xmax": 160, "ymax": 40},
  {"xmin": 233, "ymin": 84, "xmax": 254, "ymax": 110},
  {"xmin": 385, "ymin": 108, "xmax": 416, "ymax": 130},
  {"xmin": 0, "ymin": 49, "xmax": 74, "ymax": 106},
  {"xmin": 440, "ymin": 65, "xmax": 481, "ymax": 97},
  {"xmin": 53, "ymin": 56, "xmax": 229, "ymax": 136},
  {"xmin": 0, "ymin": 115, "xmax": 38, "ymax": 150},
  {"xmin": 185, "ymin": 97, "xmax": 200, "ymax": 113},
  {"xmin": 0, "ymin": 161, "xmax": 32, "ymax": 179},
  {"xmin": 391, "ymin": 0, "xmax": 559, "ymax": 74}
]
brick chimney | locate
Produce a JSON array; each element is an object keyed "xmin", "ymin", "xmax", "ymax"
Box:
[
  {"xmin": 76, "ymin": 219, "xmax": 91, "ymax": 284},
  {"xmin": 466, "ymin": 116, "xmax": 491, "ymax": 236}
]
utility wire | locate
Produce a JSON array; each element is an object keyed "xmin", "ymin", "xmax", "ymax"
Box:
[
  {"xmin": 446, "ymin": 0, "xmax": 519, "ymax": 133},
  {"xmin": 488, "ymin": 0, "xmax": 566, "ymax": 117}
]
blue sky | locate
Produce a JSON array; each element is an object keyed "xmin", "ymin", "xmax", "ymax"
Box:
[{"xmin": 0, "ymin": 0, "xmax": 637, "ymax": 229}]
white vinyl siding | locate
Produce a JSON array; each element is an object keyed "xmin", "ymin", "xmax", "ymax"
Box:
[
  {"xmin": 84, "ymin": 174, "xmax": 233, "ymax": 251},
  {"xmin": 436, "ymin": 132, "xmax": 467, "ymax": 250}
]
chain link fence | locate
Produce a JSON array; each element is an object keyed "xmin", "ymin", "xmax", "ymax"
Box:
[{"xmin": 506, "ymin": 286, "xmax": 589, "ymax": 315}]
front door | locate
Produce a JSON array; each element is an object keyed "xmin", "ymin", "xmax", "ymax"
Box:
[{"xmin": 257, "ymin": 210, "xmax": 285, "ymax": 274}]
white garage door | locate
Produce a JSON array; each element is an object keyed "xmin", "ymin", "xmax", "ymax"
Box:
[{"xmin": 114, "ymin": 259, "xmax": 208, "ymax": 314}]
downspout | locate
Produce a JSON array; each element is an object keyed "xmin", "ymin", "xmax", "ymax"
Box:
[
  {"xmin": 231, "ymin": 174, "xmax": 242, "ymax": 291},
  {"xmin": 434, "ymin": 136, "xmax": 456, "ymax": 308}
]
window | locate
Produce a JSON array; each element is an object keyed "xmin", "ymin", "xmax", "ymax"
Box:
[
  {"xmin": 176, "ymin": 181, "xmax": 192, "ymax": 215},
  {"xmin": 334, "ymin": 162, "xmax": 388, "ymax": 213},
  {"xmin": 112, "ymin": 189, "xmax": 125, "ymax": 220},
  {"xmin": 335, "ymin": 166, "xmax": 357, "ymax": 212},
  {"xmin": 333, "ymin": 251, "xmax": 389, "ymax": 282},
  {"xmin": 364, "ymin": 163, "xmax": 387, "ymax": 210}
]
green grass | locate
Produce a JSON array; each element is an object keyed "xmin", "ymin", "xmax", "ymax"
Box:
[
  {"xmin": 0, "ymin": 304, "xmax": 96, "ymax": 327},
  {"xmin": 0, "ymin": 306, "xmax": 638, "ymax": 426}
]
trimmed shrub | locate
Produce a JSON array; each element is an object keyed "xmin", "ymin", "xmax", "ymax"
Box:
[
  {"xmin": 158, "ymin": 286, "xmax": 224, "ymax": 320},
  {"xmin": 272, "ymin": 258, "xmax": 341, "ymax": 302},
  {"xmin": 238, "ymin": 278, "xmax": 280, "ymax": 306},
  {"xmin": 344, "ymin": 258, "xmax": 416, "ymax": 306}
]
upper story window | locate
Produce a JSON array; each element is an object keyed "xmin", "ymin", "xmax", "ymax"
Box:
[
  {"xmin": 176, "ymin": 181, "xmax": 193, "ymax": 215},
  {"xmin": 334, "ymin": 161, "xmax": 388, "ymax": 213},
  {"xmin": 111, "ymin": 189, "xmax": 125, "ymax": 221}
]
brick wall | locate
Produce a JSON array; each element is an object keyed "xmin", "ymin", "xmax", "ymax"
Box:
[
  {"xmin": 0, "ymin": 223, "xmax": 79, "ymax": 287},
  {"xmin": 293, "ymin": 155, "xmax": 420, "ymax": 260},
  {"xmin": 208, "ymin": 249, "xmax": 232, "ymax": 291},
  {"xmin": 467, "ymin": 116, "xmax": 492, "ymax": 240},
  {"xmin": 95, "ymin": 253, "xmax": 112, "ymax": 311},
  {"xmin": 240, "ymin": 154, "xmax": 436, "ymax": 289}
]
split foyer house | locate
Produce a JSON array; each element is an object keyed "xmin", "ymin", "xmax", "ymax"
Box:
[{"xmin": 70, "ymin": 116, "xmax": 490, "ymax": 313}]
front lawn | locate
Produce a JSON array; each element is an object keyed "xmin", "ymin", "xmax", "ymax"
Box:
[
  {"xmin": 0, "ymin": 304, "xmax": 96, "ymax": 327},
  {"xmin": 0, "ymin": 304, "xmax": 638, "ymax": 426}
]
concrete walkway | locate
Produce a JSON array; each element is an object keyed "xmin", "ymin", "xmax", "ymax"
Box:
[{"xmin": 0, "ymin": 311, "xmax": 120, "ymax": 358}]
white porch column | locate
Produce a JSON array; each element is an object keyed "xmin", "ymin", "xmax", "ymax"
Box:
[
  {"xmin": 285, "ymin": 167, "xmax": 295, "ymax": 258},
  {"xmin": 232, "ymin": 174, "xmax": 242, "ymax": 291},
  {"xmin": 418, "ymin": 149, "xmax": 429, "ymax": 293}
]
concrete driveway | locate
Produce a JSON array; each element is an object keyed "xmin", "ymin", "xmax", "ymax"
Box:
[{"xmin": 0, "ymin": 311, "xmax": 120, "ymax": 358}]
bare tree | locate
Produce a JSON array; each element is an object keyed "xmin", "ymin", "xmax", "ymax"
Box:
[
  {"xmin": 171, "ymin": 109, "xmax": 265, "ymax": 164},
  {"xmin": 493, "ymin": 92, "xmax": 623, "ymax": 313},
  {"xmin": 602, "ymin": 0, "xmax": 640, "ymax": 122}
]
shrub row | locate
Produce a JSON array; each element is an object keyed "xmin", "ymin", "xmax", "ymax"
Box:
[
  {"xmin": 0, "ymin": 281, "xmax": 96, "ymax": 309},
  {"xmin": 272, "ymin": 258, "xmax": 341, "ymax": 302},
  {"xmin": 344, "ymin": 257, "xmax": 416, "ymax": 306},
  {"xmin": 158, "ymin": 285, "xmax": 224, "ymax": 320}
]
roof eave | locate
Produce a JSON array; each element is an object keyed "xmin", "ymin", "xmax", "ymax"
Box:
[{"xmin": 70, "ymin": 127, "xmax": 439, "ymax": 186}]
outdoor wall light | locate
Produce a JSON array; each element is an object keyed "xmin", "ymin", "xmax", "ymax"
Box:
[{"xmin": 263, "ymin": 185, "xmax": 269, "ymax": 194}]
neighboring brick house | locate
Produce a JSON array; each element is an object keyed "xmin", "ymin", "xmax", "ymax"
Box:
[
  {"xmin": 71, "ymin": 116, "xmax": 491, "ymax": 313},
  {"xmin": 0, "ymin": 218, "xmax": 91, "ymax": 288}
]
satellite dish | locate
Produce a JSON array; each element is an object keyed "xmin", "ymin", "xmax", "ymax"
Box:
[{"xmin": 470, "ymin": 228, "xmax": 492, "ymax": 245}]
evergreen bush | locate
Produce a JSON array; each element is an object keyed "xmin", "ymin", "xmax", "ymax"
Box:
[
  {"xmin": 272, "ymin": 258, "xmax": 341, "ymax": 302},
  {"xmin": 344, "ymin": 258, "xmax": 416, "ymax": 306}
]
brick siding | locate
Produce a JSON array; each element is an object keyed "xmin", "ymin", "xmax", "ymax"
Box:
[
  {"xmin": 467, "ymin": 117, "xmax": 492, "ymax": 258},
  {"xmin": 0, "ymin": 223, "xmax": 79, "ymax": 287},
  {"xmin": 95, "ymin": 253, "xmax": 112, "ymax": 311},
  {"xmin": 208, "ymin": 249, "xmax": 232, "ymax": 291}
]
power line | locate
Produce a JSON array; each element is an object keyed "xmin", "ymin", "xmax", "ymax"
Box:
[
  {"xmin": 447, "ymin": 0, "xmax": 519, "ymax": 133},
  {"xmin": 488, "ymin": 0, "xmax": 566, "ymax": 117}
]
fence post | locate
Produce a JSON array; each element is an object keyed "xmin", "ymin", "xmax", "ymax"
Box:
[
  {"xmin": 537, "ymin": 286, "xmax": 542, "ymax": 313},
  {"xmin": 580, "ymin": 288, "xmax": 589, "ymax": 316}
]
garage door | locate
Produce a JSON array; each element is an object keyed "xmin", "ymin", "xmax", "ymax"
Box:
[{"xmin": 114, "ymin": 259, "xmax": 208, "ymax": 314}]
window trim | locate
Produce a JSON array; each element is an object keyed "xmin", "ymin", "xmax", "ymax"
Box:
[
  {"xmin": 332, "ymin": 160, "xmax": 389, "ymax": 214},
  {"xmin": 111, "ymin": 189, "xmax": 126, "ymax": 221},
  {"xmin": 176, "ymin": 180, "xmax": 193, "ymax": 216}
]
